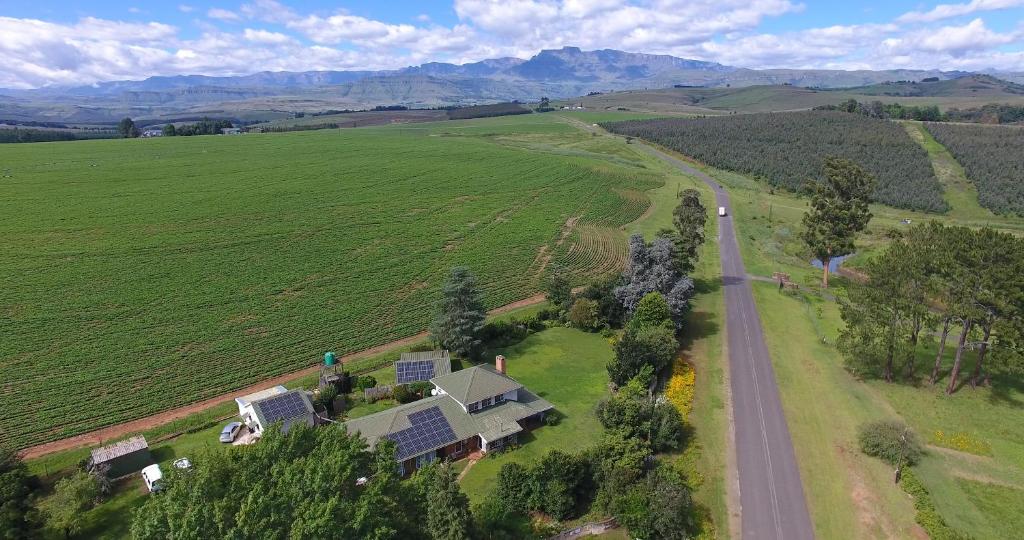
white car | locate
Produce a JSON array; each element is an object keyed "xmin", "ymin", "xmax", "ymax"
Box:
[
  {"xmin": 141, "ymin": 464, "xmax": 164, "ymax": 493},
  {"xmin": 718, "ymin": 206, "xmax": 727, "ymax": 217},
  {"xmin": 220, "ymin": 422, "xmax": 242, "ymax": 443}
]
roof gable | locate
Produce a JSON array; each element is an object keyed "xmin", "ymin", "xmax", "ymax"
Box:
[{"xmin": 431, "ymin": 364, "xmax": 522, "ymax": 406}]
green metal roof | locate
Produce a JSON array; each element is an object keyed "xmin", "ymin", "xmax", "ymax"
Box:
[{"xmin": 431, "ymin": 364, "xmax": 522, "ymax": 405}]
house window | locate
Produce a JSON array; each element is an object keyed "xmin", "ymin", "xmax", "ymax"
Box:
[
  {"xmin": 468, "ymin": 402, "xmax": 480, "ymax": 412},
  {"xmin": 481, "ymin": 397, "xmax": 492, "ymax": 407},
  {"xmin": 494, "ymin": 393, "xmax": 505, "ymax": 403},
  {"xmin": 415, "ymin": 452, "xmax": 437, "ymax": 470},
  {"xmin": 454, "ymin": 440, "xmax": 466, "ymax": 455}
]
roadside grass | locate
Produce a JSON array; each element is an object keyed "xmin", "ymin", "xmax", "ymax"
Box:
[{"xmin": 458, "ymin": 327, "xmax": 611, "ymax": 502}]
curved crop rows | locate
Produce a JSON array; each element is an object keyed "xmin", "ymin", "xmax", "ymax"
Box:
[
  {"xmin": 0, "ymin": 128, "xmax": 658, "ymax": 449},
  {"xmin": 604, "ymin": 111, "xmax": 947, "ymax": 212}
]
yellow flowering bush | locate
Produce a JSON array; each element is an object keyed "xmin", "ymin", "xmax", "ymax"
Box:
[
  {"xmin": 930, "ymin": 430, "xmax": 992, "ymax": 456},
  {"xmin": 666, "ymin": 356, "xmax": 696, "ymax": 421}
]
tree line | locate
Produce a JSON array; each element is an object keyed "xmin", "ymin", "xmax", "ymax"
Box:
[
  {"xmin": 817, "ymin": 99, "xmax": 1024, "ymax": 125},
  {"xmin": 0, "ymin": 128, "xmax": 116, "ymax": 144},
  {"xmin": 602, "ymin": 111, "xmax": 947, "ymax": 213},
  {"xmin": 924, "ymin": 122, "xmax": 1024, "ymax": 216},
  {"xmin": 161, "ymin": 118, "xmax": 235, "ymax": 137},
  {"xmin": 838, "ymin": 221, "xmax": 1024, "ymax": 393}
]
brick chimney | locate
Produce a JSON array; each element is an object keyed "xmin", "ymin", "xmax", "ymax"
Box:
[{"xmin": 495, "ymin": 355, "xmax": 506, "ymax": 374}]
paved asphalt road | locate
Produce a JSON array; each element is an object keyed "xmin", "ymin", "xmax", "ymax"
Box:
[{"xmin": 640, "ymin": 146, "xmax": 816, "ymax": 540}]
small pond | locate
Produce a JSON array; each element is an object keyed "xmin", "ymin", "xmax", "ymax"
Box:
[{"xmin": 810, "ymin": 253, "xmax": 855, "ymax": 273}]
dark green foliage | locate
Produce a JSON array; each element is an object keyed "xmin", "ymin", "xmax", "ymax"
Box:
[
  {"xmin": 479, "ymin": 314, "xmax": 546, "ymax": 347},
  {"xmin": 426, "ymin": 463, "xmax": 472, "ymax": 540},
  {"xmin": 544, "ymin": 265, "xmax": 572, "ymax": 310},
  {"xmin": 118, "ymin": 117, "xmax": 140, "ymax": 138},
  {"xmin": 447, "ymin": 103, "xmax": 532, "ymax": 120},
  {"xmin": 0, "ymin": 128, "xmax": 116, "ymax": 143},
  {"xmin": 315, "ymin": 385, "xmax": 339, "ymax": 411},
  {"xmin": 857, "ymin": 420, "xmax": 923, "ymax": 466},
  {"xmin": 393, "ymin": 384, "xmax": 413, "ymax": 404},
  {"xmin": 615, "ymin": 234, "xmax": 695, "ymax": 330},
  {"xmin": 670, "ymin": 188, "xmax": 707, "ymax": 274},
  {"xmin": 816, "ymin": 99, "xmax": 943, "ymax": 121},
  {"xmin": 356, "ymin": 375, "xmax": 378, "ymax": 391},
  {"xmin": 0, "ymin": 446, "xmax": 38, "ymax": 538},
  {"xmin": 596, "ymin": 374, "xmax": 685, "ymax": 452},
  {"xmin": 472, "ymin": 495, "xmax": 536, "ymax": 540},
  {"xmin": 170, "ymin": 118, "xmax": 234, "ymax": 136},
  {"xmin": 529, "ymin": 450, "xmax": 589, "ymax": 520},
  {"xmin": 604, "ymin": 111, "xmax": 945, "ymax": 212},
  {"xmin": 42, "ymin": 470, "xmax": 99, "ymax": 539},
  {"xmin": 495, "ymin": 462, "xmax": 533, "ymax": 514},
  {"xmin": 431, "ymin": 267, "xmax": 487, "ymax": 359},
  {"xmin": 578, "ymin": 275, "xmax": 626, "ymax": 328},
  {"xmin": 627, "ymin": 292, "xmax": 673, "ymax": 332},
  {"xmin": 608, "ymin": 465, "xmax": 694, "ymax": 540},
  {"xmin": 608, "ymin": 326, "xmax": 677, "ymax": 386},
  {"xmin": 567, "ymin": 298, "xmax": 601, "ymax": 330},
  {"xmin": 801, "ymin": 157, "xmax": 875, "ymax": 287},
  {"xmin": 946, "ymin": 103, "xmax": 1024, "ymax": 124},
  {"xmin": 925, "ymin": 122, "xmax": 1024, "ymax": 215},
  {"xmin": 162, "ymin": 124, "xmax": 176, "ymax": 136},
  {"xmin": 130, "ymin": 424, "xmax": 441, "ymax": 539},
  {"xmin": 900, "ymin": 469, "xmax": 974, "ymax": 540}
]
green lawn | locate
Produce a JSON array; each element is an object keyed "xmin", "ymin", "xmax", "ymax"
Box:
[{"xmin": 458, "ymin": 327, "xmax": 611, "ymax": 502}]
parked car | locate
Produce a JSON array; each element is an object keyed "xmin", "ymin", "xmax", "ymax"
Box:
[
  {"xmin": 172, "ymin": 457, "xmax": 192, "ymax": 470},
  {"xmin": 141, "ymin": 464, "xmax": 163, "ymax": 493},
  {"xmin": 220, "ymin": 422, "xmax": 242, "ymax": 443}
]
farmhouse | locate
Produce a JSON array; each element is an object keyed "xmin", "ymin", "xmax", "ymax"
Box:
[
  {"xmin": 86, "ymin": 435, "xmax": 155, "ymax": 479},
  {"xmin": 221, "ymin": 127, "xmax": 242, "ymax": 135},
  {"xmin": 395, "ymin": 349, "xmax": 452, "ymax": 384},
  {"xmin": 235, "ymin": 385, "xmax": 317, "ymax": 437},
  {"xmin": 344, "ymin": 356, "xmax": 552, "ymax": 476}
]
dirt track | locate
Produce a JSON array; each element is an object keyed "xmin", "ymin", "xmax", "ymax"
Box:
[{"xmin": 20, "ymin": 293, "xmax": 547, "ymax": 460}]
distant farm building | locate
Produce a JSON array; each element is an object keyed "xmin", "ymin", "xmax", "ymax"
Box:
[
  {"xmin": 86, "ymin": 435, "xmax": 155, "ymax": 479},
  {"xmin": 235, "ymin": 386, "xmax": 317, "ymax": 437},
  {"xmin": 141, "ymin": 129, "xmax": 163, "ymax": 137},
  {"xmin": 395, "ymin": 350, "xmax": 452, "ymax": 384},
  {"xmin": 345, "ymin": 356, "xmax": 553, "ymax": 476},
  {"xmin": 221, "ymin": 127, "xmax": 242, "ymax": 135}
]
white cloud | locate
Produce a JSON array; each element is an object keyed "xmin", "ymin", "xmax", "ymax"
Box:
[
  {"xmin": 243, "ymin": 28, "xmax": 292, "ymax": 44},
  {"xmin": 178, "ymin": 5, "xmax": 194, "ymax": 13},
  {"xmin": 883, "ymin": 18, "xmax": 1017, "ymax": 55},
  {"xmin": 207, "ymin": 8, "xmax": 241, "ymax": 22},
  {"xmin": 897, "ymin": 0, "xmax": 1024, "ymax": 23}
]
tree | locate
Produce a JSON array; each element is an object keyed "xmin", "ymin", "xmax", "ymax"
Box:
[
  {"xmin": 529, "ymin": 450, "xmax": 588, "ymax": 520},
  {"xmin": 426, "ymin": 463, "xmax": 471, "ymax": 540},
  {"xmin": 615, "ymin": 234, "xmax": 695, "ymax": 329},
  {"xmin": 567, "ymin": 298, "xmax": 600, "ymax": 330},
  {"xmin": 608, "ymin": 326, "xmax": 677, "ymax": 386},
  {"xmin": 118, "ymin": 117, "xmax": 140, "ymax": 138},
  {"xmin": 43, "ymin": 470, "xmax": 99, "ymax": 538},
  {"xmin": 131, "ymin": 424, "xmax": 428, "ymax": 539},
  {"xmin": 1, "ymin": 446, "xmax": 38, "ymax": 538},
  {"xmin": 627, "ymin": 292, "xmax": 673, "ymax": 332},
  {"xmin": 800, "ymin": 157, "xmax": 875, "ymax": 288},
  {"xmin": 609, "ymin": 466, "xmax": 694, "ymax": 540},
  {"xmin": 670, "ymin": 188, "xmax": 707, "ymax": 274},
  {"xmin": 544, "ymin": 265, "xmax": 572, "ymax": 310},
  {"xmin": 494, "ymin": 462, "xmax": 532, "ymax": 514},
  {"xmin": 430, "ymin": 267, "xmax": 486, "ymax": 359},
  {"xmin": 596, "ymin": 372, "xmax": 684, "ymax": 452},
  {"xmin": 162, "ymin": 124, "xmax": 176, "ymax": 137},
  {"xmin": 579, "ymin": 275, "xmax": 626, "ymax": 328}
]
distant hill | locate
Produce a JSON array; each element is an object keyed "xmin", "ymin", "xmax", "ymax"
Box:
[
  {"xmin": 835, "ymin": 74, "xmax": 1024, "ymax": 98},
  {"xmin": 0, "ymin": 46, "xmax": 1004, "ymax": 124}
]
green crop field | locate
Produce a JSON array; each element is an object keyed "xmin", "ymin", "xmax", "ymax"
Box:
[{"xmin": 0, "ymin": 118, "xmax": 662, "ymax": 450}]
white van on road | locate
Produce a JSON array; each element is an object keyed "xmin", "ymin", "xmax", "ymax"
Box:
[{"xmin": 718, "ymin": 206, "xmax": 727, "ymax": 217}]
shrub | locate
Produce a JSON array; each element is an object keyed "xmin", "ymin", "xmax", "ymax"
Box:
[
  {"xmin": 356, "ymin": 375, "xmax": 377, "ymax": 391},
  {"xmin": 315, "ymin": 386, "xmax": 339, "ymax": 412},
  {"xmin": 627, "ymin": 292, "xmax": 673, "ymax": 332},
  {"xmin": 900, "ymin": 469, "xmax": 973, "ymax": 540},
  {"xmin": 393, "ymin": 384, "xmax": 413, "ymax": 404},
  {"xmin": 857, "ymin": 420, "xmax": 922, "ymax": 466},
  {"xmin": 567, "ymin": 298, "xmax": 601, "ymax": 330}
]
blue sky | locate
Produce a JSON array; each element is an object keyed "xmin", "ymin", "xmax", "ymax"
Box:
[{"xmin": 0, "ymin": 0, "xmax": 1022, "ymax": 88}]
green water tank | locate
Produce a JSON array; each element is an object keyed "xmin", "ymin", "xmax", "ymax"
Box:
[{"xmin": 324, "ymin": 352, "xmax": 336, "ymax": 366}]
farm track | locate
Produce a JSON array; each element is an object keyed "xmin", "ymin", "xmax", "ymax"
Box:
[{"xmin": 19, "ymin": 292, "xmax": 550, "ymax": 460}]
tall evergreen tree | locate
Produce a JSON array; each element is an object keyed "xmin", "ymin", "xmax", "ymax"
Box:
[
  {"xmin": 0, "ymin": 445, "xmax": 38, "ymax": 539},
  {"xmin": 670, "ymin": 188, "xmax": 707, "ymax": 274},
  {"xmin": 801, "ymin": 157, "xmax": 875, "ymax": 288},
  {"xmin": 118, "ymin": 117, "xmax": 139, "ymax": 138},
  {"xmin": 430, "ymin": 267, "xmax": 486, "ymax": 359},
  {"xmin": 426, "ymin": 463, "xmax": 472, "ymax": 540}
]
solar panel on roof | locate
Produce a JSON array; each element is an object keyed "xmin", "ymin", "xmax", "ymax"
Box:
[
  {"xmin": 384, "ymin": 406, "xmax": 457, "ymax": 461},
  {"xmin": 258, "ymin": 392, "xmax": 310, "ymax": 423},
  {"xmin": 395, "ymin": 359, "xmax": 436, "ymax": 384}
]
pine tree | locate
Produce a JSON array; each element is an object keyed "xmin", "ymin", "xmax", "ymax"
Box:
[
  {"xmin": 426, "ymin": 463, "xmax": 472, "ymax": 540},
  {"xmin": 430, "ymin": 267, "xmax": 486, "ymax": 359}
]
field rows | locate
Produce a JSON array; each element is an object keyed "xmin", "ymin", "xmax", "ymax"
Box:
[{"xmin": 0, "ymin": 126, "xmax": 659, "ymax": 448}]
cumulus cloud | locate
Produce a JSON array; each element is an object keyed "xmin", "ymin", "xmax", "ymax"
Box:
[
  {"xmin": 207, "ymin": 8, "xmax": 241, "ymax": 22},
  {"xmin": 1, "ymin": 1, "xmax": 1023, "ymax": 89},
  {"xmin": 897, "ymin": 0, "xmax": 1024, "ymax": 23}
]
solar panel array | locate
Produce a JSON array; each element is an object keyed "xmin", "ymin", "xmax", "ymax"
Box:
[
  {"xmin": 385, "ymin": 406, "xmax": 457, "ymax": 461},
  {"xmin": 395, "ymin": 359, "xmax": 436, "ymax": 384},
  {"xmin": 258, "ymin": 392, "xmax": 310, "ymax": 424}
]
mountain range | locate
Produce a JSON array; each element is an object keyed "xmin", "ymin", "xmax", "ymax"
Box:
[{"xmin": 1, "ymin": 46, "xmax": 1020, "ymax": 125}]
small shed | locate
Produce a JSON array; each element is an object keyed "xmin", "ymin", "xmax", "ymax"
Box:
[
  {"xmin": 395, "ymin": 350, "xmax": 452, "ymax": 384},
  {"xmin": 87, "ymin": 436, "xmax": 155, "ymax": 479},
  {"xmin": 237, "ymin": 386, "xmax": 317, "ymax": 437}
]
